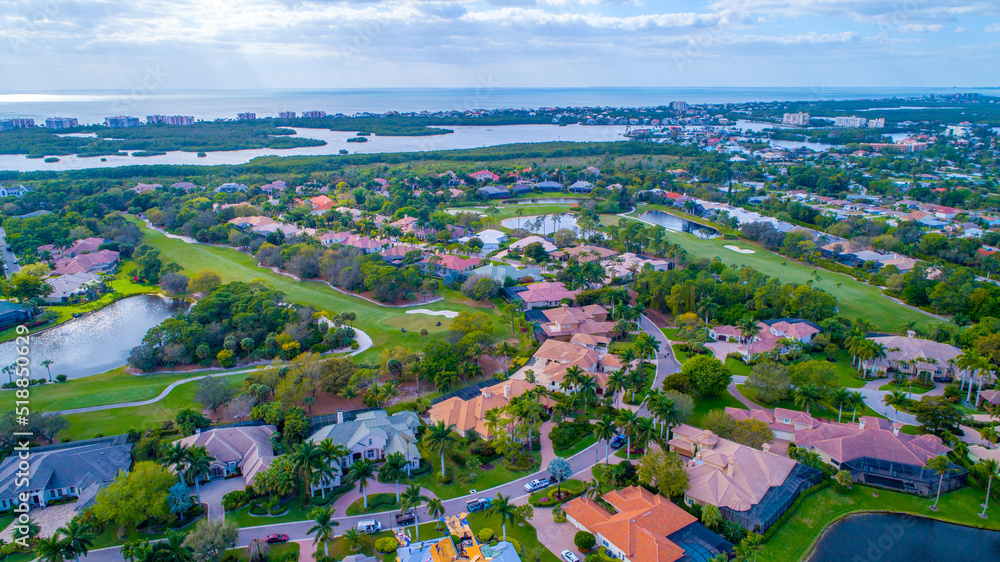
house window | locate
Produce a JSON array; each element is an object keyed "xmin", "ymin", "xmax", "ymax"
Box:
[
  {"xmin": 367, "ymin": 450, "xmax": 376, "ymax": 459},
  {"xmin": 368, "ymin": 439, "xmax": 373, "ymax": 446},
  {"xmin": 602, "ymin": 540, "xmax": 609, "ymax": 548}
]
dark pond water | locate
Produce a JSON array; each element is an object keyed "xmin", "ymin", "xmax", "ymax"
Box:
[
  {"xmin": 808, "ymin": 512, "xmax": 1000, "ymax": 562},
  {"xmin": 638, "ymin": 210, "xmax": 719, "ymax": 238},
  {"xmin": 0, "ymin": 295, "xmax": 189, "ymax": 380}
]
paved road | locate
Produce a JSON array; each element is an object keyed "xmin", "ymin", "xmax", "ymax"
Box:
[{"xmin": 0, "ymin": 227, "xmax": 19, "ymax": 276}]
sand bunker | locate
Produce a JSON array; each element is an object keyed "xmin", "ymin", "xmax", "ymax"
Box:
[
  {"xmin": 406, "ymin": 309, "xmax": 460, "ymax": 319},
  {"xmin": 724, "ymin": 245, "xmax": 756, "ymax": 254}
]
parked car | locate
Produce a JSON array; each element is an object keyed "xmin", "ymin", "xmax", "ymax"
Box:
[
  {"xmin": 933, "ymin": 376, "xmax": 954, "ymax": 383},
  {"xmin": 524, "ymin": 478, "xmax": 550, "ymax": 493},
  {"xmin": 610, "ymin": 435, "xmax": 626, "ymax": 449},
  {"xmin": 265, "ymin": 534, "xmax": 288, "ymax": 544},
  {"xmin": 396, "ymin": 510, "xmax": 416, "ymax": 526},
  {"xmin": 466, "ymin": 497, "xmax": 493, "ymax": 512},
  {"xmin": 357, "ymin": 520, "xmax": 382, "ymax": 534},
  {"xmin": 561, "ymin": 550, "xmax": 581, "ymax": 562}
]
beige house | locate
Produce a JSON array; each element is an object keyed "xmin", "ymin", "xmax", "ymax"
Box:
[
  {"xmin": 538, "ymin": 304, "xmax": 614, "ymax": 341},
  {"xmin": 427, "ymin": 380, "xmax": 553, "ymax": 438},
  {"xmin": 521, "ymin": 338, "xmax": 623, "ymax": 394},
  {"xmin": 174, "ymin": 425, "xmax": 277, "ymax": 486},
  {"xmin": 862, "ymin": 334, "xmax": 965, "ymax": 380}
]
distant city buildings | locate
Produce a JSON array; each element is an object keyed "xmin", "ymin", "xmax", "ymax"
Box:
[
  {"xmin": 868, "ymin": 117, "xmax": 886, "ymax": 128},
  {"xmin": 278, "ymin": 111, "xmax": 296, "ymax": 119},
  {"xmin": 237, "ymin": 112, "xmax": 257, "ymax": 120},
  {"xmin": 146, "ymin": 115, "xmax": 194, "ymax": 126},
  {"xmin": 782, "ymin": 112, "xmax": 810, "ymax": 126},
  {"xmin": 104, "ymin": 116, "xmax": 140, "ymax": 128},
  {"xmin": 0, "ymin": 118, "xmax": 35, "ymax": 131},
  {"xmin": 302, "ymin": 110, "xmax": 327, "ymax": 118},
  {"xmin": 671, "ymin": 101, "xmax": 689, "ymax": 112},
  {"xmin": 834, "ymin": 116, "xmax": 868, "ymax": 128},
  {"xmin": 45, "ymin": 117, "xmax": 78, "ymax": 129}
]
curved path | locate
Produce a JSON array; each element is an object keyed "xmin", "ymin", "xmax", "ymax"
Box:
[{"xmin": 51, "ymin": 327, "xmax": 373, "ymax": 416}]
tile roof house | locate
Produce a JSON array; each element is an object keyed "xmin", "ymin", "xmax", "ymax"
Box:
[
  {"xmin": 37, "ymin": 237, "xmax": 106, "ymax": 260},
  {"xmin": 229, "ymin": 216, "xmax": 277, "ymax": 230},
  {"xmin": 470, "ymin": 229, "xmax": 508, "ymax": 252},
  {"xmin": 420, "ymin": 254, "xmax": 482, "ymax": 277},
  {"xmin": 308, "ymin": 410, "xmax": 422, "ymax": 490},
  {"xmin": 564, "ymin": 486, "xmax": 732, "ymax": 562},
  {"xmin": 538, "ymin": 304, "xmax": 614, "ymax": 341},
  {"xmin": 507, "ymin": 281, "xmax": 580, "ymax": 309},
  {"xmin": 568, "ymin": 180, "xmax": 594, "ymax": 193},
  {"xmin": 308, "ymin": 195, "xmax": 335, "ymax": 213},
  {"xmin": 44, "ymin": 272, "xmax": 102, "ymax": 303},
  {"xmin": 508, "ymin": 236, "xmax": 557, "ymax": 253},
  {"xmin": 471, "ymin": 264, "xmax": 542, "ymax": 284},
  {"xmin": 670, "ymin": 425, "xmax": 822, "ymax": 532},
  {"xmin": 707, "ymin": 319, "xmax": 820, "ymax": 363},
  {"xmin": 470, "ymin": 170, "xmax": 500, "ymax": 182},
  {"xmin": 861, "ymin": 334, "xmax": 966, "ymax": 380},
  {"xmin": 525, "ymin": 339, "xmax": 622, "ymax": 393},
  {"xmin": 50, "ymin": 250, "xmax": 120, "ymax": 276},
  {"xmin": 604, "ymin": 253, "xmax": 673, "ymax": 280},
  {"xmin": 0, "ymin": 435, "xmax": 132, "ymax": 512},
  {"xmin": 428, "ymin": 380, "xmax": 552, "ymax": 438},
  {"xmin": 175, "ymin": 425, "xmax": 278, "ymax": 486},
  {"xmin": 129, "ymin": 183, "xmax": 161, "ymax": 194},
  {"xmin": 725, "ymin": 407, "xmax": 819, "ymax": 441},
  {"xmin": 551, "ymin": 245, "xmax": 619, "ymax": 263}
]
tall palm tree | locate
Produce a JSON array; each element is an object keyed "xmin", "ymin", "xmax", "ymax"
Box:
[
  {"xmin": 347, "ymin": 458, "xmax": 377, "ymax": 509},
  {"xmin": 486, "ymin": 493, "xmax": 517, "ymax": 541},
  {"xmin": 979, "ymin": 459, "xmax": 999, "ymax": 519},
  {"xmin": 58, "ymin": 518, "xmax": 95, "ymax": 562},
  {"xmin": 379, "ymin": 452, "xmax": 409, "ymax": 503},
  {"xmin": 496, "ymin": 341, "xmax": 517, "ymax": 375},
  {"xmin": 830, "ymin": 388, "xmax": 852, "ymax": 423},
  {"xmin": 400, "ymin": 484, "xmax": 429, "ymax": 541},
  {"xmin": 849, "ymin": 391, "xmax": 866, "ymax": 422},
  {"xmin": 244, "ymin": 538, "xmax": 270, "ymax": 562},
  {"xmin": 696, "ymin": 298, "xmax": 719, "ymax": 339},
  {"xmin": 616, "ymin": 408, "xmax": 640, "ymax": 461},
  {"xmin": 738, "ymin": 317, "xmax": 761, "ymax": 361},
  {"xmin": 793, "ymin": 385, "xmax": 825, "ymax": 415},
  {"xmin": 884, "ymin": 390, "xmax": 909, "ymax": 423},
  {"xmin": 307, "ymin": 506, "xmax": 336, "ymax": 558},
  {"xmin": 980, "ymin": 426, "xmax": 999, "ymax": 449},
  {"xmin": 652, "ymin": 397, "xmax": 680, "ymax": 441},
  {"xmin": 317, "ymin": 439, "xmax": 349, "ymax": 498},
  {"xmin": 594, "ymin": 415, "xmax": 617, "ymax": 465},
  {"xmin": 607, "ymin": 369, "xmax": 628, "ymax": 409},
  {"xmin": 424, "ymin": 421, "xmax": 458, "ymax": 478},
  {"xmin": 161, "ymin": 442, "xmax": 190, "ymax": 484},
  {"xmin": 185, "ymin": 446, "xmax": 215, "ymax": 501},
  {"xmin": 427, "ymin": 497, "xmax": 446, "ymax": 530},
  {"xmin": 36, "ymin": 534, "xmax": 72, "ymax": 562},
  {"xmin": 927, "ymin": 455, "xmax": 958, "ymax": 511},
  {"xmin": 342, "ymin": 528, "xmax": 369, "ymax": 553},
  {"xmin": 633, "ymin": 417, "xmax": 657, "ymax": 450},
  {"xmin": 291, "ymin": 441, "xmax": 326, "ymax": 502},
  {"xmin": 41, "ymin": 359, "xmax": 55, "ymax": 383},
  {"xmin": 576, "ymin": 375, "xmax": 598, "ymax": 409}
]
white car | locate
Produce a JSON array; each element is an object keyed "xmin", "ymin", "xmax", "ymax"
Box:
[
  {"xmin": 356, "ymin": 520, "xmax": 382, "ymax": 534},
  {"xmin": 524, "ymin": 478, "xmax": 550, "ymax": 492},
  {"xmin": 561, "ymin": 550, "xmax": 581, "ymax": 562}
]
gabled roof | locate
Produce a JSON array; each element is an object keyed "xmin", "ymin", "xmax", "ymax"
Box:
[
  {"xmin": 516, "ymin": 281, "xmax": 579, "ymax": 304},
  {"xmin": 308, "ymin": 410, "xmax": 422, "ymax": 462},
  {"xmin": 795, "ymin": 417, "xmax": 950, "ymax": 466}
]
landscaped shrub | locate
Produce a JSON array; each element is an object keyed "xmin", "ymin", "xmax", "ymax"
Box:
[
  {"xmin": 574, "ymin": 531, "xmax": 596, "ymax": 552},
  {"xmin": 375, "ymin": 537, "xmax": 399, "ymax": 553},
  {"xmin": 478, "ymin": 528, "xmax": 496, "ymax": 543},
  {"xmin": 222, "ymin": 489, "xmax": 253, "ymax": 511},
  {"xmin": 435, "ymin": 472, "xmax": 453, "ymax": 484},
  {"xmin": 550, "ymin": 418, "xmax": 592, "ymax": 451},
  {"xmin": 507, "ymin": 538, "xmax": 522, "ymax": 554},
  {"xmin": 719, "ymin": 519, "xmax": 747, "ymax": 545},
  {"xmin": 248, "ymin": 502, "xmax": 267, "ymax": 516},
  {"xmin": 584, "ymin": 546, "xmax": 618, "ymax": 562},
  {"xmin": 469, "ymin": 439, "xmax": 499, "ymax": 459},
  {"xmin": 410, "ymin": 459, "xmax": 432, "ymax": 476}
]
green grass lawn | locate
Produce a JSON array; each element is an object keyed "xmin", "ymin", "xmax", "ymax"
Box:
[
  {"xmin": 879, "ymin": 382, "xmax": 935, "ymax": 395},
  {"xmin": 805, "ymin": 350, "xmax": 867, "ymax": 389},
  {"xmin": 226, "ymin": 498, "xmax": 323, "ymax": 528},
  {"xmin": 466, "ymin": 511, "xmax": 560, "ymax": 562},
  {"xmin": 410, "ymin": 454, "xmax": 538, "ymax": 499},
  {"xmin": 690, "ymin": 390, "xmax": 749, "ymax": 427},
  {"xmin": 59, "ymin": 372, "xmax": 250, "ymax": 439},
  {"xmin": 552, "ymin": 433, "xmax": 598, "ymax": 458},
  {"xmin": 345, "ymin": 493, "xmax": 399, "ymax": 516},
  {"xmin": 765, "ymin": 483, "xmax": 1000, "ymax": 561},
  {"xmin": 134, "ymin": 218, "xmax": 504, "ymax": 359},
  {"xmin": 315, "ymin": 521, "xmax": 448, "ymax": 562},
  {"xmin": 448, "ymin": 204, "xmax": 578, "ymax": 222},
  {"xmin": 627, "ymin": 205, "xmax": 940, "ymax": 332}
]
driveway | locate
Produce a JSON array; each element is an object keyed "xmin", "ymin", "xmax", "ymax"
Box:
[
  {"xmin": 200, "ymin": 477, "xmax": 248, "ymax": 521},
  {"xmin": 533, "ymin": 507, "xmax": 584, "ymax": 560},
  {"xmin": 0, "ymin": 502, "xmax": 76, "ymax": 541}
]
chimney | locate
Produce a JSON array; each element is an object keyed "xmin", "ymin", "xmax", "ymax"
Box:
[
  {"xmin": 504, "ymin": 385, "xmax": 510, "ymax": 399},
  {"xmin": 726, "ymin": 459, "xmax": 735, "ymax": 477},
  {"xmin": 859, "ymin": 418, "xmax": 866, "ymax": 430},
  {"xmin": 892, "ymin": 423, "xmax": 901, "ymax": 436},
  {"xmin": 907, "ymin": 330, "xmax": 916, "ymax": 338},
  {"xmin": 762, "ymin": 443, "xmax": 771, "ymax": 454},
  {"xmin": 483, "ymin": 390, "xmax": 492, "ymax": 399},
  {"xmin": 336, "ymin": 408, "xmax": 344, "ymax": 424}
]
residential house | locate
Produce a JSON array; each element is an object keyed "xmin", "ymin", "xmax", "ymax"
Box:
[
  {"xmin": 0, "ymin": 435, "xmax": 132, "ymax": 511},
  {"xmin": 478, "ymin": 185, "xmax": 510, "ymax": 199},
  {"xmin": 707, "ymin": 319, "xmax": 820, "ymax": 362},
  {"xmin": 508, "ymin": 236, "xmax": 556, "ymax": 253},
  {"xmin": 420, "ymin": 254, "xmax": 482, "ymax": 279},
  {"xmin": 861, "ymin": 334, "xmax": 965, "ymax": 380},
  {"xmin": 469, "ymin": 229, "xmax": 508, "ymax": 252},
  {"xmin": 795, "ymin": 417, "xmax": 965, "ymax": 496},
  {"xmin": 537, "ymin": 304, "xmax": 614, "ymax": 342},
  {"xmin": 510, "ymin": 182, "xmax": 533, "ymax": 196},
  {"xmin": 550, "ymin": 245, "xmax": 619, "ymax": 263},
  {"xmin": 506, "ymin": 281, "xmax": 579, "ymax": 309},
  {"xmin": 174, "ymin": 425, "xmax": 277, "ymax": 486},
  {"xmin": 44, "ymin": 272, "xmax": 102, "ymax": 303},
  {"xmin": 229, "ymin": 216, "xmax": 277, "ymax": 230},
  {"xmin": 524, "ymin": 338, "xmax": 623, "ymax": 393},
  {"xmin": 534, "ymin": 181, "xmax": 564, "ymax": 192},
  {"xmin": 604, "ymin": 253, "xmax": 673, "ymax": 280},
  {"xmin": 379, "ymin": 245, "xmax": 424, "ymax": 265},
  {"xmin": 308, "ymin": 195, "xmax": 335, "ymax": 214},
  {"xmin": 0, "ymin": 301, "xmax": 32, "ymax": 329},
  {"xmin": 428, "ymin": 380, "xmax": 553, "ymax": 438},
  {"xmin": 568, "ymin": 180, "xmax": 594, "ymax": 194},
  {"xmin": 391, "ymin": 216, "xmax": 434, "ymax": 239},
  {"xmin": 308, "ymin": 410, "xmax": 422, "ymax": 492},
  {"xmin": 129, "ymin": 183, "xmax": 161, "ymax": 194},
  {"xmin": 214, "ymin": 183, "xmax": 248, "ymax": 194},
  {"xmin": 564, "ymin": 486, "xmax": 732, "ymax": 562},
  {"xmin": 50, "ymin": 250, "xmax": 120, "ymax": 276},
  {"xmin": 37, "ymin": 237, "xmax": 106, "ymax": 260},
  {"xmin": 470, "ymin": 264, "xmax": 541, "ymax": 284},
  {"xmin": 259, "ymin": 180, "xmax": 286, "ymax": 195},
  {"xmin": 726, "ymin": 407, "xmax": 819, "ymax": 441},
  {"xmin": 0, "ymin": 185, "xmax": 31, "ymax": 198},
  {"xmin": 669, "ymin": 425, "xmax": 822, "ymax": 533},
  {"xmin": 470, "ymin": 170, "xmax": 500, "ymax": 182}
]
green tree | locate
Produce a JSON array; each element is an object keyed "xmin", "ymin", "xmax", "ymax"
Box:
[
  {"xmin": 927, "ymin": 455, "xmax": 958, "ymax": 511},
  {"xmin": 682, "ymin": 355, "xmax": 733, "ymax": 398},
  {"xmin": 424, "ymin": 420, "xmax": 459, "ymax": 477},
  {"xmin": 792, "ymin": 384, "xmax": 825, "ymax": 414},
  {"xmin": 913, "ymin": 395, "xmax": 966, "ymax": 434},
  {"xmin": 92, "ymin": 461, "xmax": 174, "ymax": 532},
  {"xmin": 348, "ymin": 458, "xmax": 378, "ymax": 509},
  {"xmin": 883, "ymin": 390, "xmax": 909, "ymax": 423},
  {"xmin": 379, "ymin": 451, "xmax": 409, "ymax": 503},
  {"xmin": 307, "ymin": 506, "xmax": 337, "ymax": 558},
  {"xmin": 745, "ymin": 361, "xmax": 790, "ymax": 404},
  {"xmin": 486, "ymin": 493, "xmax": 518, "ymax": 541},
  {"xmin": 400, "ymin": 484, "xmax": 430, "ymax": 541},
  {"xmin": 36, "ymin": 534, "xmax": 72, "ymax": 562},
  {"xmin": 58, "ymin": 518, "xmax": 96, "ymax": 562},
  {"xmin": 700, "ymin": 504, "xmax": 722, "ymax": 530},
  {"xmin": 594, "ymin": 415, "xmax": 617, "ymax": 465},
  {"xmin": 183, "ymin": 519, "xmax": 239, "ymax": 562},
  {"xmin": 342, "ymin": 528, "xmax": 369, "ymax": 553},
  {"xmin": 636, "ymin": 450, "xmax": 689, "ymax": 499},
  {"xmin": 547, "ymin": 457, "xmax": 572, "ymax": 497}
]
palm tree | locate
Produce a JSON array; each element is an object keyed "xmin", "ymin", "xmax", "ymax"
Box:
[
  {"xmin": 616, "ymin": 408, "xmax": 640, "ymax": 461},
  {"xmin": 577, "ymin": 375, "xmax": 598, "ymax": 409},
  {"xmin": 633, "ymin": 416, "xmax": 657, "ymax": 450},
  {"xmin": 884, "ymin": 390, "xmax": 909, "ymax": 423},
  {"xmin": 980, "ymin": 459, "xmax": 999, "ymax": 519},
  {"xmin": 700, "ymin": 504, "xmax": 722, "ymax": 530},
  {"xmin": 980, "ymin": 426, "xmax": 999, "ymax": 449},
  {"xmin": 738, "ymin": 317, "xmax": 761, "ymax": 361},
  {"xmin": 696, "ymin": 297, "xmax": 719, "ymax": 339},
  {"xmin": 496, "ymin": 341, "xmax": 517, "ymax": 375},
  {"xmin": 424, "ymin": 421, "xmax": 458, "ymax": 478},
  {"xmin": 36, "ymin": 534, "xmax": 72, "ymax": 562},
  {"xmin": 342, "ymin": 528, "xmax": 369, "ymax": 553},
  {"xmin": 41, "ymin": 359, "xmax": 55, "ymax": 383},
  {"xmin": 58, "ymin": 519, "xmax": 95, "ymax": 562},
  {"xmin": 291, "ymin": 441, "xmax": 326, "ymax": 502},
  {"xmin": 161, "ymin": 442, "xmax": 190, "ymax": 484},
  {"xmin": 427, "ymin": 497, "xmax": 446, "ymax": 530},
  {"xmin": 307, "ymin": 506, "xmax": 336, "ymax": 558},
  {"xmin": 793, "ymin": 385, "xmax": 824, "ymax": 415},
  {"xmin": 652, "ymin": 397, "xmax": 680, "ymax": 441},
  {"xmin": 849, "ymin": 391, "xmax": 866, "ymax": 422},
  {"xmin": 486, "ymin": 493, "xmax": 517, "ymax": 541},
  {"xmin": 244, "ymin": 538, "xmax": 270, "ymax": 562},
  {"xmin": 316, "ymin": 439, "xmax": 349, "ymax": 498},
  {"xmin": 400, "ymin": 484, "xmax": 429, "ymax": 541},
  {"xmin": 347, "ymin": 458, "xmax": 377, "ymax": 509},
  {"xmin": 830, "ymin": 388, "xmax": 852, "ymax": 423},
  {"xmin": 928, "ymin": 455, "xmax": 958, "ymax": 511},
  {"xmin": 379, "ymin": 452, "xmax": 409, "ymax": 503},
  {"xmin": 185, "ymin": 446, "xmax": 215, "ymax": 501},
  {"xmin": 607, "ymin": 369, "xmax": 628, "ymax": 409},
  {"xmin": 594, "ymin": 415, "xmax": 617, "ymax": 465}
]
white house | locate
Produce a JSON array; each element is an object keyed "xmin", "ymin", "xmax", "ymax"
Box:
[{"xmin": 469, "ymin": 229, "xmax": 508, "ymax": 252}]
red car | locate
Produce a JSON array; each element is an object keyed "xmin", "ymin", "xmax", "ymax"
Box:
[{"xmin": 265, "ymin": 534, "xmax": 289, "ymax": 544}]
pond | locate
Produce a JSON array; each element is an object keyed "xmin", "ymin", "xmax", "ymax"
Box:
[
  {"xmin": 0, "ymin": 295, "xmax": 189, "ymax": 381},
  {"xmin": 637, "ymin": 210, "xmax": 719, "ymax": 239},
  {"xmin": 808, "ymin": 513, "xmax": 1000, "ymax": 562},
  {"xmin": 501, "ymin": 213, "xmax": 579, "ymax": 234}
]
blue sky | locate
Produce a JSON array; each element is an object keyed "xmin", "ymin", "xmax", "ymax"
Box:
[{"xmin": 2, "ymin": 0, "xmax": 999, "ymax": 90}]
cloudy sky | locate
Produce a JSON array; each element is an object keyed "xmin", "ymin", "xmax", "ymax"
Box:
[{"xmin": 3, "ymin": 0, "xmax": 999, "ymax": 90}]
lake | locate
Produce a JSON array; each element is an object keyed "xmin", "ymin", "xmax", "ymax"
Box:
[
  {"xmin": 638, "ymin": 210, "xmax": 719, "ymax": 239},
  {"xmin": 501, "ymin": 213, "xmax": 579, "ymax": 234},
  {"xmin": 0, "ymin": 295, "xmax": 188, "ymax": 380},
  {"xmin": 808, "ymin": 513, "xmax": 1000, "ymax": 562},
  {"xmin": 0, "ymin": 124, "xmax": 628, "ymax": 172}
]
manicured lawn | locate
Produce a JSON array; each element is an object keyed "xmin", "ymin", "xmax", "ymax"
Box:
[
  {"xmin": 447, "ymin": 204, "xmax": 578, "ymax": 222},
  {"xmin": 315, "ymin": 521, "xmax": 448, "ymax": 562},
  {"xmin": 662, "ymin": 328, "xmax": 681, "ymax": 341},
  {"xmin": 736, "ymin": 384, "xmax": 884, "ymax": 423},
  {"xmin": 134, "ymin": 219, "xmax": 504, "ymax": 358},
  {"xmin": 765, "ymin": 483, "xmax": 1000, "ymax": 561},
  {"xmin": 528, "ymin": 479, "xmax": 587, "ymax": 506},
  {"xmin": 466, "ymin": 511, "xmax": 560, "ymax": 562},
  {"xmin": 879, "ymin": 382, "xmax": 934, "ymax": 395},
  {"xmin": 628, "ymin": 205, "xmax": 939, "ymax": 332},
  {"xmin": 30, "ymin": 366, "xmax": 229, "ymax": 412},
  {"xmin": 806, "ymin": 350, "xmax": 867, "ymax": 389},
  {"xmin": 226, "ymin": 498, "xmax": 327, "ymax": 528},
  {"xmin": 552, "ymin": 433, "xmax": 597, "ymax": 458},
  {"xmin": 410, "ymin": 452, "xmax": 538, "ymax": 499},
  {"xmin": 690, "ymin": 390, "xmax": 748, "ymax": 426},
  {"xmin": 59, "ymin": 372, "xmax": 250, "ymax": 439},
  {"xmin": 723, "ymin": 357, "xmax": 751, "ymax": 378},
  {"xmin": 222, "ymin": 542, "xmax": 299, "ymax": 562},
  {"xmin": 608, "ymin": 334, "xmax": 637, "ymax": 355},
  {"xmin": 345, "ymin": 493, "xmax": 399, "ymax": 516}
]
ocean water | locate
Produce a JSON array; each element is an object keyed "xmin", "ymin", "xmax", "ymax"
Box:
[{"xmin": 1, "ymin": 87, "xmax": 996, "ymax": 124}]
